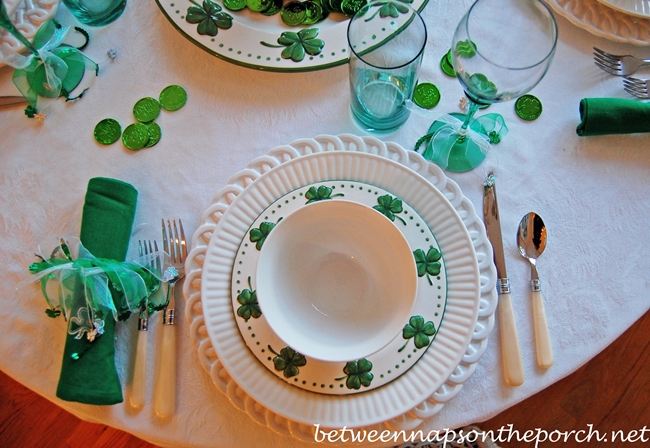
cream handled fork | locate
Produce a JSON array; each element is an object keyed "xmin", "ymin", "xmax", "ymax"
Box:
[
  {"xmin": 155, "ymin": 219, "xmax": 187, "ymax": 418},
  {"xmin": 130, "ymin": 240, "xmax": 161, "ymax": 409}
]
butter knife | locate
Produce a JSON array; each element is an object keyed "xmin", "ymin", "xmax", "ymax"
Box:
[
  {"xmin": 483, "ymin": 172, "xmax": 525, "ymax": 387},
  {"xmin": 0, "ymin": 96, "xmax": 28, "ymax": 108}
]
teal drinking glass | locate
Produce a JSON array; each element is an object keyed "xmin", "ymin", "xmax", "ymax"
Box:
[
  {"xmin": 62, "ymin": 0, "xmax": 127, "ymax": 26},
  {"xmin": 347, "ymin": 1, "xmax": 427, "ymax": 134}
]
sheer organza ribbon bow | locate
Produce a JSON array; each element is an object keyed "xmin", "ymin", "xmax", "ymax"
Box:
[{"xmin": 29, "ymin": 239, "xmax": 168, "ymax": 327}]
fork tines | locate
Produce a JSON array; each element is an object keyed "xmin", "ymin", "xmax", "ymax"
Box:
[
  {"xmin": 593, "ymin": 47, "xmax": 622, "ymax": 73},
  {"xmin": 161, "ymin": 219, "xmax": 187, "ymax": 264},
  {"xmin": 623, "ymin": 76, "xmax": 650, "ymax": 98}
]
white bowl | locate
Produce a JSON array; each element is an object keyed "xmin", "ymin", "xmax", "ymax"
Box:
[{"xmin": 256, "ymin": 200, "xmax": 417, "ymax": 363}]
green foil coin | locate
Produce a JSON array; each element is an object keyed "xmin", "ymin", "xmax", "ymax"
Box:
[
  {"xmin": 94, "ymin": 118, "xmax": 121, "ymax": 145},
  {"xmin": 247, "ymin": 0, "xmax": 273, "ymax": 12},
  {"xmin": 122, "ymin": 123, "xmax": 150, "ymax": 150},
  {"xmin": 413, "ymin": 82, "xmax": 441, "ymax": 109},
  {"xmin": 441, "ymin": 50, "xmax": 455, "ymax": 77},
  {"xmin": 144, "ymin": 122, "xmax": 162, "ymax": 147},
  {"xmin": 281, "ymin": 2, "xmax": 307, "ymax": 25},
  {"xmin": 159, "ymin": 85, "xmax": 188, "ymax": 111},
  {"xmin": 133, "ymin": 97, "xmax": 161, "ymax": 123},
  {"xmin": 224, "ymin": 0, "xmax": 247, "ymax": 10},
  {"xmin": 515, "ymin": 94, "xmax": 543, "ymax": 121}
]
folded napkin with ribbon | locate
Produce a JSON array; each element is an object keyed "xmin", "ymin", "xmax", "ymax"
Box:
[{"xmin": 576, "ymin": 98, "xmax": 650, "ymax": 136}]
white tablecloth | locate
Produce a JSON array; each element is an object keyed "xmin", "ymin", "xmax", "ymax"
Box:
[{"xmin": 1, "ymin": 1, "xmax": 649, "ymax": 447}]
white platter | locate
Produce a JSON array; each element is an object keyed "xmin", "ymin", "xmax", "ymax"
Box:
[
  {"xmin": 547, "ymin": 0, "xmax": 650, "ymax": 45},
  {"xmin": 183, "ymin": 135, "xmax": 497, "ymax": 439}
]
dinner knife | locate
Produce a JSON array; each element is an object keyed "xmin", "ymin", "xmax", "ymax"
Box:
[
  {"xmin": 483, "ymin": 172, "xmax": 525, "ymax": 387},
  {"xmin": 0, "ymin": 96, "xmax": 28, "ymax": 109}
]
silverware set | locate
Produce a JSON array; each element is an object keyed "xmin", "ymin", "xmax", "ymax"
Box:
[
  {"xmin": 129, "ymin": 219, "xmax": 187, "ymax": 418},
  {"xmin": 483, "ymin": 173, "xmax": 553, "ymax": 388},
  {"xmin": 593, "ymin": 47, "xmax": 650, "ymax": 98}
]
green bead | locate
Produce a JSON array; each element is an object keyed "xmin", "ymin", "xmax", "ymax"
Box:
[
  {"xmin": 515, "ymin": 94, "xmax": 543, "ymax": 121},
  {"xmin": 93, "ymin": 118, "xmax": 122, "ymax": 145},
  {"xmin": 71, "ymin": 353, "xmax": 80, "ymax": 360},
  {"xmin": 159, "ymin": 85, "xmax": 188, "ymax": 111},
  {"xmin": 413, "ymin": 82, "xmax": 441, "ymax": 109},
  {"xmin": 133, "ymin": 97, "xmax": 161, "ymax": 123},
  {"xmin": 122, "ymin": 123, "xmax": 150, "ymax": 150}
]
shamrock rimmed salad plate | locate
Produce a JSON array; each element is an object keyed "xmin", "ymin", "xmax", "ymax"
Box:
[{"xmin": 232, "ymin": 181, "xmax": 447, "ymax": 394}]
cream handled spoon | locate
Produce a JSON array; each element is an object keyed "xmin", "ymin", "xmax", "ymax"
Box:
[{"xmin": 517, "ymin": 212, "xmax": 553, "ymax": 369}]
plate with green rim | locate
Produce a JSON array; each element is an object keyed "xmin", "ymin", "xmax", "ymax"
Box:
[
  {"xmin": 155, "ymin": 0, "xmax": 428, "ymax": 72},
  {"xmin": 231, "ymin": 180, "xmax": 448, "ymax": 395}
]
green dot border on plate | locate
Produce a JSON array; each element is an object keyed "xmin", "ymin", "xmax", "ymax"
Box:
[
  {"xmin": 413, "ymin": 82, "xmax": 441, "ymax": 109},
  {"xmin": 122, "ymin": 122, "xmax": 150, "ymax": 150},
  {"xmin": 159, "ymin": 85, "xmax": 188, "ymax": 111},
  {"xmin": 93, "ymin": 118, "xmax": 122, "ymax": 145},
  {"xmin": 515, "ymin": 94, "xmax": 543, "ymax": 121},
  {"xmin": 133, "ymin": 97, "xmax": 162, "ymax": 123}
]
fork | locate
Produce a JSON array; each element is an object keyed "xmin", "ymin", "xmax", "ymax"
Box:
[
  {"xmin": 622, "ymin": 76, "xmax": 650, "ymax": 98},
  {"xmin": 154, "ymin": 219, "xmax": 187, "ymax": 419},
  {"xmin": 593, "ymin": 47, "xmax": 650, "ymax": 76},
  {"xmin": 130, "ymin": 240, "xmax": 160, "ymax": 409}
]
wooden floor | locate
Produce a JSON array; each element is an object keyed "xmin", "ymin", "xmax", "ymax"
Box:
[{"xmin": 2, "ymin": 310, "xmax": 649, "ymax": 448}]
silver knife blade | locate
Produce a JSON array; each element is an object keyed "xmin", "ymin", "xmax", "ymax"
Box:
[
  {"xmin": 483, "ymin": 172, "xmax": 509, "ymax": 293},
  {"xmin": 0, "ymin": 96, "xmax": 28, "ymax": 109}
]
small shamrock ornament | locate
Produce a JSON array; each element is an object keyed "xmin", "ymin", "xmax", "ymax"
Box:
[
  {"xmin": 186, "ymin": 0, "xmax": 233, "ymax": 36},
  {"xmin": 336, "ymin": 359, "xmax": 373, "ymax": 390},
  {"xmin": 304, "ymin": 185, "xmax": 344, "ymax": 204},
  {"xmin": 413, "ymin": 245, "xmax": 442, "ymax": 285},
  {"xmin": 362, "ymin": 0, "xmax": 413, "ymax": 20},
  {"xmin": 373, "ymin": 194, "xmax": 406, "ymax": 225},
  {"xmin": 261, "ymin": 29, "xmax": 325, "ymax": 63},
  {"xmin": 455, "ymin": 39, "xmax": 477, "ymax": 57},
  {"xmin": 236, "ymin": 277, "xmax": 262, "ymax": 322},
  {"xmin": 269, "ymin": 345, "xmax": 307, "ymax": 378},
  {"xmin": 399, "ymin": 315, "xmax": 436, "ymax": 351},
  {"xmin": 249, "ymin": 221, "xmax": 276, "ymax": 250}
]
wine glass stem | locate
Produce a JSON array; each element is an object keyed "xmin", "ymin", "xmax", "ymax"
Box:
[{"xmin": 459, "ymin": 100, "xmax": 481, "ymax": 135}]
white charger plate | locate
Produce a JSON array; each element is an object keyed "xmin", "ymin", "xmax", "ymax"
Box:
[
  {"xmin": 184, "ymin": 135, "xmax": 497, "ymax": 437},
  {"xmin": 546, "ymin": 0, "xmax": 650, "ymax": 45}
]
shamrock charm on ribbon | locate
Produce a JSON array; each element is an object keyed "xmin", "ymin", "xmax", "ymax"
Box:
[{"xmin": 0, "ymin": 0, "xmax": 98, "ymax": 118}]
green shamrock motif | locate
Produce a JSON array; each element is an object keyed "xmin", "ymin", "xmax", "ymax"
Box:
[
  {"xmin": 304, "ymin": 185, "xmax": 344, "ymax": 204},
  {"xmin": 363, "ymin": 0, "xmax": 413, "ymax": 20},
  {"xmin": 186, "ymin": 0, "xmax": 233, "ymax": 36},
  {"xmin": 468, "ymin": 73, "xmax": 497, "ymax": 97},
  {"xmin": 336, "ymin": 359, "xmax": 373, "ymax": 390},
  {"xmin": 414, "ymin": 245, "xmax": 442, "ymax": 286},
  {"xmin": 249, "ymin": 221, "xmax": 276, "ymax": 250},
  {"xmin": 261, "ymin": 29, "xmax": 325, "ymax": 62},
  {"xmin": 236, "ymin": 277, "xmax": 261, "ymax": 322},
  {"xmin": 373, "ymin": 194, "xmax": 406, "ymax": 225},
  {"xmin": 268, "ymin": 345, "xmax": 307, "ymax": 378},
  {"xmin": 455, "ymin": 39, "xmax": 477, "ymax": 57},
  {"xmin": 399, "ymin": 315, "xmax": 436, "ymax": 352}
]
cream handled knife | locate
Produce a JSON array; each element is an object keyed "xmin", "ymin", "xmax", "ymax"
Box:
[{"xmin": 483, "ymin": 173, "xmax": 525, "ymax": 387}]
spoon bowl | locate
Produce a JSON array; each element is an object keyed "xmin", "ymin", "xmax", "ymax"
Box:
[{"xmin": 517, "ymin": 212, "xmax": 553, "ymax": 369}]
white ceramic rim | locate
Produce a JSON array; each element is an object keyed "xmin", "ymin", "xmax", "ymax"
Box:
[
  {"xmin": 200, "ymin": 146, "xmax": 481, "ymax": 427},
  {"xmin": 183, "ymin": 134, "xmax": 497, "ymax": 438}
]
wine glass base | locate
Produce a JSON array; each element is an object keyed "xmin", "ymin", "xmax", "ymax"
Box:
[{"xmin": 425, "ymin": 120, "xmax": 488, "ymax": 173}]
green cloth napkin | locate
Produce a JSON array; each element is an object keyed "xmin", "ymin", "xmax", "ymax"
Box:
[
  {"xmin": 577, "ymin": 98, "xmax": 650, "ymax": 136},
  {"xmin": 55, "ymin": 177, "xmax": 138, "ymax": 405}
]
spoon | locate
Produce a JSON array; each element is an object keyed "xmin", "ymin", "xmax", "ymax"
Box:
[{"xmin": 517, "ymin": 212, "xmax": 553, "ymax": 369}]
